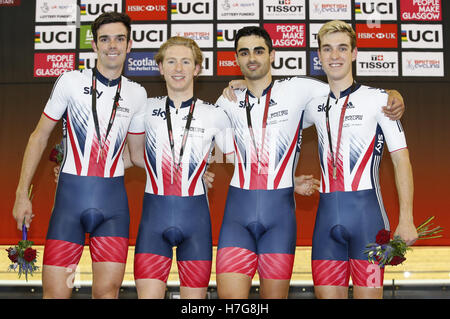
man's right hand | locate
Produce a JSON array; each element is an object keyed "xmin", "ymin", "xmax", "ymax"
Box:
[
  {"xmin": 222, "ymin": 80, "xmax": 247, "ymax": 102},
  {"xmin": 12, "ymin": 195, "xmax": 34, "ymax": 231}
]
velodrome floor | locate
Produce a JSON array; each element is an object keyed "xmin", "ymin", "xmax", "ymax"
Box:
[{"xmin": 1, "ymin": 246, "xmax": 449, "ymax": 299}]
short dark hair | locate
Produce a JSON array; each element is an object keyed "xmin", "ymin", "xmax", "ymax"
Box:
[
  {"xmin": 234, "ymin": 26, "xmax": 273, "ymax": 52},
  {"xmin": 91, "ymin": 12, "xmax": 132, "ymax": 43}
]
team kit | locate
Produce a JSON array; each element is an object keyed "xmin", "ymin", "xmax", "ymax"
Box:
[{"xmin": 13, "ymin": 4, "xmax": 422, "ymax": 299}]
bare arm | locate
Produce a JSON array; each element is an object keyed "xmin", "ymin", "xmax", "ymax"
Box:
[
  {"xmin": 390, "ymin": 148, "xmax": 417, "ymax": 245},
  {"xmin": 127, "ymin": 133, "xmax": 145, "ymax": 169},
  {"xmin": 13, "ymin": 115, "xmax": 58, "ymax": 230}
]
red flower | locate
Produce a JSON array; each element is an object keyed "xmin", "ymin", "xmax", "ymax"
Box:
[
  {"xmin": 6, "ymin": 248, "xmax": 18, "ymax": 263},
  {"xmin": 389, "ymin": 256, "xmax": 406, "ymax": 266},
  {"xmin": 49, "ymin": 148, "xmax": 59, "ymax": 163},
  {"xmin": 23, "ymin": 247, "xmax": 37, "ymax": 262},
  {"xmin": 376, "ymin": 229, "xmax": 391, "ymax": 245}
]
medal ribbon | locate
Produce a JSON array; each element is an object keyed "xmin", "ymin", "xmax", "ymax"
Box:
[{"xmin": 91, "ymin": 68, "xmax": 122, "ymax": 162}]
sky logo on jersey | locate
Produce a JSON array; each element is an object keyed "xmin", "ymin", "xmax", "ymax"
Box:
[
  {"xmin": 400, "ymin": 0, "xmax": 441, "ymax": 21},
  {"xmin": 124, "ymin": 52, "xmax": 160, "ymax": 77},
  {"xmin": 152, "ymin": 108, "xmax": 167, "ymax": 120}
]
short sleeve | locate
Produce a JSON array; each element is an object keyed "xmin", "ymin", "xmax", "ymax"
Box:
[
  {"xmin": 213, "ymin": 105, "xmax": 234, "ymax": 154},
  {"xmin": 376, "ymin": 93, "xmax": 407, "ymax": 152},
  {"xmin": 43, "ymin": 71, "xmax": 72, "ymax": 121},
  {"xmin": 128, "ymin": 86, "xmax": 147, "ymax": 134}
]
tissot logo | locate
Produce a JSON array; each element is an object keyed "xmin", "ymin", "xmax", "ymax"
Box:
[
  {"xmin": 355, "ymin": 0, "xmax": 397, "ymax": 20},
  {"xmin": 271, "ymin": 51, "xmax": 306, "ymax": 76},
  {"xmin": 35, "ymin": 26, "xmax": 76, "ymax": 50},
  {"xmin": 400, "ymin": 24, "xmax": 443, "ymax": 48},
  {"xmin": 131, "ymin": 24, "xmax": 167, "ymax": 48},
  {"xmin": 263, "ymin": 0, "xmax": 305, "ymax": 20},
  {"xmin": 356, "ymin": 51, "xmax": 398, "ymax": 76},
  {"xmin": 171, "ymin": 0, "xmax": 213, "ymax": 20},
  {"xmin": 80, "ymin": 0, "xmax": 122, "ymax": 21},
  {"xmin": 356, "ymin": 24, "xmax": 397, "ymax": 48}
]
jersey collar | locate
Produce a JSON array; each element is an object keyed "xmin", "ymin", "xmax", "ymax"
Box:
[
  {"xmin": 167, "ymin": 96, "xmax": 195, "ymax": 109},
  {"xmin": 94, "ymin": 68, "xmax": 121, "ymax": 87},
  {"xmin": 246, "ymin": 82, "xmax": 273, "ymax": 98},
  {"xmin": 329, "ymin": 82, "xmax": 361, "ymax": 99}
]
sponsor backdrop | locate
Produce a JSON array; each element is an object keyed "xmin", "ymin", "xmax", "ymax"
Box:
[{"xmin": 0, "ymin": 1, "xmax": 449, "ymax": 246}]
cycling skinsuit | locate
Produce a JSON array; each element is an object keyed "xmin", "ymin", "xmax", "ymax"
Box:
[
  {"xmin": 42, "ymin": 69, "xmax": 147, "ymax": 268},
  {"xmin": 134, "ymin": 96, "xmax": 230, "ymax": 288},
  {"xmin": 216, "ymin": 77, "xmax": 328, "ymax": 280},
  {"xmin": 304, "ymin": 84, "xmax": 407, "ymax": 287}
]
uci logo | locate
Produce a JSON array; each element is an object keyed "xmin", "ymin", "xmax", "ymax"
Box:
[
  {"xmin": 84, "ymin": 3, "xmax": 119, "ymax": 16},
  {"xmin": 359, "ymin": 2, "xmax": 394, "ymax": 15},
  {"xmin": 173, "ymin": 1, "xmax": 210, "ymax": 15},
  {"xmin": 152, "ymin": 108, "xmax": 167, "ymax": 120}
]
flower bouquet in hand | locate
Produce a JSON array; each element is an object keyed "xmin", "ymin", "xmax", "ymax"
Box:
[
  {"xmin": 6, "ymin": 186, "xmax": 39, "ymax": 281},
  {"xmin": 365, "ymin": 216, "xmax": 443, "ymax": 268},
  {"xmin": 49, "ymin": 141, "xmax": 64, "ymax": 165}
]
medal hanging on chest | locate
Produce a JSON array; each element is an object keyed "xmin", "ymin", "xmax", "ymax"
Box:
[
  {"xmin": 165, "ymin": 97, "xmax": 197, "ymax": 184},
  {"xmin": 245, "ymin": 85, "xmax": 272, "ymax": 174},
  {"xmin": 91, "ymin": 69, "xmax": 122, "ymax": 163},
  {"xmin": 325, "ymin": 83, "xmax": 355, "ymax": 180}
]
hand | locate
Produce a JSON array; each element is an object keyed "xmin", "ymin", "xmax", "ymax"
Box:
[
  {"xmin": 223, "ymin": 80, "xmax": 247, "ymax": 102},
  {"xmin": 394, "ymin": 220, "xmax": 418, "ymax": 246},
  {"xmin": 53, "ymin": 165, "xmax": 60, "ymax": 183},
  {"xmin": 203, "ymin": 170, "xmax": 215, "ymax": 189},
  {"xmin": 294, "ymin": 175, "xmax": 320, "ymax": 196},
  {"xmin": 382, "ymin": 89, "xmax": 405, "ymax": 120},
  {"xmin": 12, "ymin": 196, "xmax": 35, "ymax": 231}
]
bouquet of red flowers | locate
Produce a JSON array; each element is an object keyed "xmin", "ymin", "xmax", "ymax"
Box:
[
  {"xmin": 49, "ymin": 141, "xmax": 64, "ymax": 165},
  {"xmin": 6, "ymin": 186, "xmax": 39, "ymax": 281},
  {"xmin": 365, "ymin": 216, "xmax": 443, "ymax": 267},
  {"xmin": 6, "ymin": 236, "xmax": 39, "ymax": 281}
]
